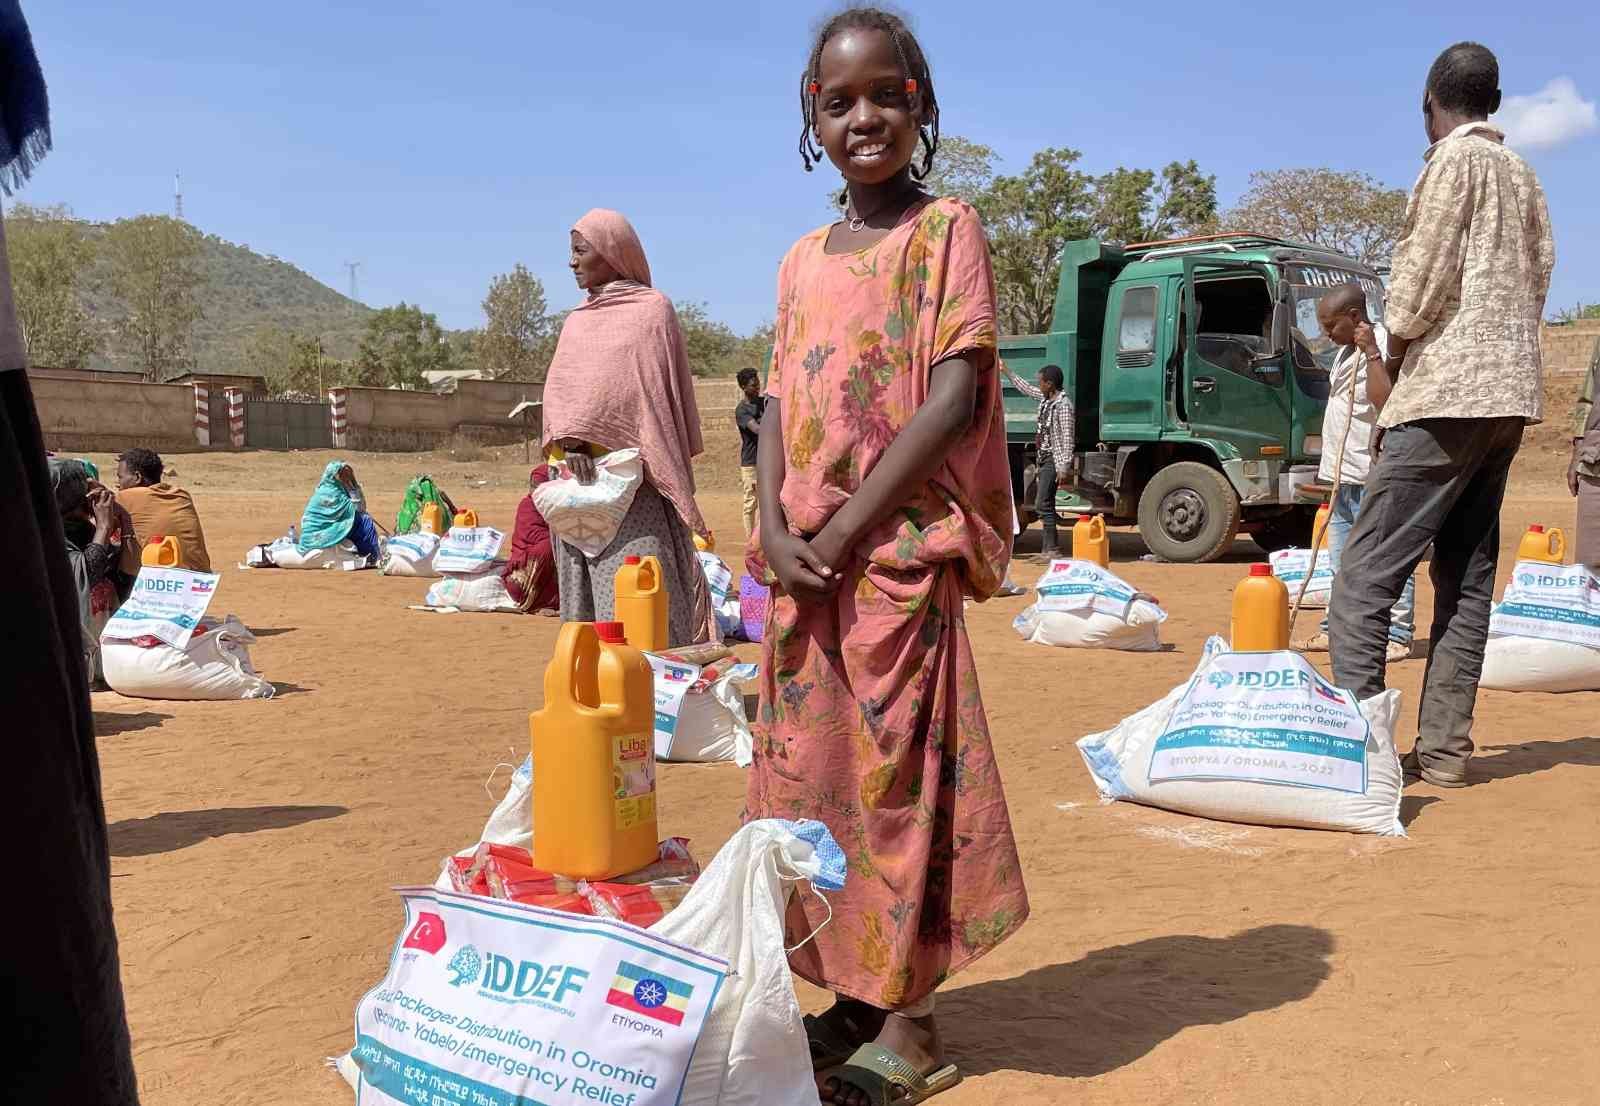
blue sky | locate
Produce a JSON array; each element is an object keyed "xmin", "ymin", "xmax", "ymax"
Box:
[{"xmin": 14, "ymin": 1, "xmax": 1599, "ymax": 335}]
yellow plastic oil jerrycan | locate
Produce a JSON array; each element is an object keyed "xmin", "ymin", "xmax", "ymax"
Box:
[
  {"xmin": 1071, "ymin": 515, "xmax": 1110, "ymax": 568},
  {"xmin": 418, "ymin": 502, "xmax": 447, "ymax": 536},
  {"xmin": 1311, "ymin": 503, "xmax": 1331, "ymax": 553},
  {"xmin": 614, "ymin": 554, "xmax": 669, "ymax": 652},
  {"xmin": 452, "ymin": 508, "xmax": 479, "ymax": 528},
  {"xmin": 1231, "ymin": 563, "xmax": 1289, "ymax": 651},
  {"xmin": 1517, "ymin": 524, "xmax": 1567, "ymax": 565},
  {"xmin": 530, "ymin": 622, "xmax": 658, "ymax": 880},
  {"xmin": 141, "ymin": 535, "xmax": 180, "ymax": 567}
]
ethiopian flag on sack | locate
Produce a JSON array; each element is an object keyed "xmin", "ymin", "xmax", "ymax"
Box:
[{"xmin": 604, "ymin": 961, "xmax": 693, "ymax": 1026}]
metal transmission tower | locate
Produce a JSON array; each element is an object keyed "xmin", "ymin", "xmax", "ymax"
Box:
[
  {"xmin": 174, "ymin": 172, "xmax": 184, "ymax": 221},
  {"xmin": 345, "ymin": 261, "xmax": 362, "ymax": 304}
]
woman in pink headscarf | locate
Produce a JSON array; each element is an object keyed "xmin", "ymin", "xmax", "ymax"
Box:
[{"xmin": 541, "ymin": 209, "xmax": 711, "ymax": 644}]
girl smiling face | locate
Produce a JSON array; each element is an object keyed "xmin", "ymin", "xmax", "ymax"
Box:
[{"xmin": 812, "ymin": 27, "xmax": 926, "ymax": 191}]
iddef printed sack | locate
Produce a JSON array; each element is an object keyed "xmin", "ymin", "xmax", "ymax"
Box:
[
  {"xmin": 243, "ymin": 535, "xmax": 370, "ymax": 571},
  {"xmin": 423, "ymin": 566, "xmax": 517, "ymax": 612},
  {"xmin": 648, "ymin": 652, "xmax": 759, "ymax": 765},
  {"xmin": 1076, "ymin": 637, "xmax": 1404, "ymax": 835},
  {"xmin": 103, "ymin": 616, "xmax": 274, "ymax": 701},
  {"xmin": 1270, "ymin": 547, "xmax": 1334, "ymax": 609},
  {"xmin": 381, "ymin": 532, "xmax": 441, "ymax": 578},
  {"xmin": 1013, "ymin": 559, "xmax": 1167, "ymax": 651},
  {"xmin": 1481, "ymin": 561, "xmax": 1600, "ymax": 692}
]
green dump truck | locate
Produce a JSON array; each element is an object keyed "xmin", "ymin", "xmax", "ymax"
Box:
[{"xmin": 1001, "ymin": 233, "xmax": 1385, "ymax": 563}]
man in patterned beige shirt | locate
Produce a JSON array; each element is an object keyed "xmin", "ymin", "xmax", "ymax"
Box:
[{"xmin": 1328, "ymin": 42, "xmax": 1555, "ymax": 788}]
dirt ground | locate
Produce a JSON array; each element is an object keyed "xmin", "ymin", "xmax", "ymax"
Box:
[{"xmin": 81, "ymin": 414, "xmax": 1598, "ymax": 1106}]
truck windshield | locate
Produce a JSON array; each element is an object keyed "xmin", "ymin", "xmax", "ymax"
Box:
[{"xmin": 1285, "ymin": 264, "xmax": 1387, "ymax": 371}]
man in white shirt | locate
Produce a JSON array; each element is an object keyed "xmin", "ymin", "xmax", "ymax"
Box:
[{"xmin": 1297, "ymin": 285, "xmax": 1415, "ymax": 663}]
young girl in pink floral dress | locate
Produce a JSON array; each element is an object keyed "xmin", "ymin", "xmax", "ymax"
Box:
[{"xmin": 744, "ymin": 9, "xmax": 1028, "ymax": 1104}]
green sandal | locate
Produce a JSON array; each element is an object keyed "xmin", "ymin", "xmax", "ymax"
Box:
[
  {"xmin": 822, "ymin": 1043, "xmax": 962, "ymax": 1104},
  {"xmin": 804, "ymin": 1010, "xmax": 868, "ymax": 1072}
]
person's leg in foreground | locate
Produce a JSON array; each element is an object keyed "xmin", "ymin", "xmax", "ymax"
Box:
[
  {"xmin": 1329, "ymin": 419, "xmax": 1522, "ymax": 785},
  {"xmin": 741, "ymin": 463, "xmax": 759, "ymax": 537},
  {"xmin": 1034, "ymin": 453, "xmax": 1059, "ymax": 560},
  {"xmin": 1318, "ymin": 484, "xmax": 1416, "ymax": 657}
]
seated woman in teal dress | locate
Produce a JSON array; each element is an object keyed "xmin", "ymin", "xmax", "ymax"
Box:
[{"xmin": 296, "ymin": 460, "xmax": 381, "ymax": 562}]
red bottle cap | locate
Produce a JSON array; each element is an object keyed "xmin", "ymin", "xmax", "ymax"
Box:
[
  {"xmin": 623, "ymin": 555, "xmax": 641, "ymax": 565},
  {"xmin": 1250, "ymin": 563, "xmax": 1272, "ymax": 577},
  {"xmin": 595, "ymin": 621, "xmax": 627, "ymax": 644},
  {"xmin": 1529, "ymin": 524, "xmax": 1545, "ymax": 533}
]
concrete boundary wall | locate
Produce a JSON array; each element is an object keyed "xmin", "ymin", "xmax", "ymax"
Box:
[
  {"xmin": 31, "ymin": 376, "xmax": 197, "ymax": 453},
  {"xmin": 30, "ymin": 370, "xmax": 543, "ymax": 454},
  {"xmin": 342, "ymin": 379, "xmax": 541, "ymax": 451},
  {"xmin": 1543, "ymin": 321, "xmax": 1600, "ymax": 375}
]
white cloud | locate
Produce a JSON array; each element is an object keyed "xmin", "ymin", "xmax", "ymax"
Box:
[{"xmin": 1493, "ymin": 77, "xmax": 1597, "ymax": 151}]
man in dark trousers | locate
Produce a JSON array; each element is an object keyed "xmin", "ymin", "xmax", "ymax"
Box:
[
  {"xmin": 734, "ymin": 367, "xmax": 765, "ymax": 537},
  {"xmin": 1329, "ymin": 42, "xmax": 1555, "ymax": 787}
]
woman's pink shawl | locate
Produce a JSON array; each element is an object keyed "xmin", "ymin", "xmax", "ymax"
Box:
[{"xmin": 542, "ymin": 209, "xmax": 706, "ymax": 536}]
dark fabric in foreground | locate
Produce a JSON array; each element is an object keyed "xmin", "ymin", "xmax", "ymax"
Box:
[
  {"xmin": 0, "ymin": 0, "xmax": 50, "ymax": 194},
  {"xmin": 0, "ymin": 370, "xmax": 139, "ymax": 1102}
]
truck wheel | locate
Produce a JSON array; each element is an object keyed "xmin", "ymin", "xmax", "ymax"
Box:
[
  {"xmin": 1251, "ymin": 507, "xmax": 1316, "ymax": 553},
  {"xmin": 1136, "ymin": 462, "xmax": 1242, "ymax": 563}
]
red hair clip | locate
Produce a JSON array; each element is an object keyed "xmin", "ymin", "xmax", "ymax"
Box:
[
  {"xmin": 905, "ymin": 78, "xmax": 918, "ymax": 94},
  {"xmin": 808, "ymin": 80, "xmax": 820, "ymax": 95}
]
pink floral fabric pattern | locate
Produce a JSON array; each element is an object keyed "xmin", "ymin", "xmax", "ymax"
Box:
[{"xmin": 743, "ymin": 197, "xmax": 1028, "ymax": 1008}]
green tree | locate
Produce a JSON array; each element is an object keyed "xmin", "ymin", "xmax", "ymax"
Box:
[
  {"xmin": 3, "ymin": 203, "xmax": 103, "ymax": 368},
  {"xmin": 975, "ymin": 147, "xmax": 1096, "ymax": 335},
  {"xmin": 355, "ymin": 303, "xmax": 454, "ymax": 389},
  {"xmin": 675, "ymin": 300, "xmax": 742, "ymax": 377},
  {"xmin": 479, "ymin": 264, "xmax": 552, "ymax": 381},
  {"xmin": 1551, "ymin": 303, "xmax": 1600, "ymax": 323},
  {"xmin": 1222, "ymin": 168, "xmax": 1407, "ymax": 266},
  {"xmin": 236, "ymin": 325, "xmax": 347, "ymax": 395},
  {"xmin": 104, "ymin": 214, "xmax": 205, "ymax": 381},
  {"xmin": 1094, "ymin": 161, "xmax": 1218, "ymax": 245},
  {"xmin": 922, "ymin": 135, "xmax": 998, "ymax": 204}
]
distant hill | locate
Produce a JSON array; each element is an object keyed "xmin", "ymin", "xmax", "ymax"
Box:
[{"xmin": 77, "ymin": 223, "xmax": 373, "ymax": 375}]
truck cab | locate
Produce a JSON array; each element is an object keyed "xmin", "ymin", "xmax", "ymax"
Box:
[{"xmin": 1001, "ymin": 233, "xmax": 1385, "ymax": 563}]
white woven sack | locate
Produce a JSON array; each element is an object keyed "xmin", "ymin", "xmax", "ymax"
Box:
[
  {"xmin": 102, "ymin": 615, "xmax": 275, "ymax": 701},
  {"xmin": 243, "ymin": 536, "xmax": 369, "ymax": 571},
  {"xmin": 1481, "ymin": 635, "xmax": 1600, "ymax": 692},
  {"xmin": 381, "ymin": 532, "xmax": 441, "ymax": 578},
  {"xmin": 423, "ymin": 567, "xmax": 517, "ymax": 612},
  {"xmin": 1480, "ymin": 561, "xmax": 1600, "ymax": 692},
  {"xmin": 659, "ymin": 667, "xmax": 758, "ymax": 766},
  {"xmin": 1013, "ymin": 559, "xmax": 1166, "ymax": 651},
  {"xmin": 1076, "ymin": 636, "xmax": 1404, "ymax": 835},
  {"xmin": 698, "ymin": 551, "xmax": 742, "ymax": 641},
  {"xmin": 1012, "ymin": 600, "xmax": 1165, "ymax": 651},
  {"xmin": 1271, "ymin": 547, "xmax": 1333, "ymax": 609},
  {"xmin": 531, "ymin": 447, "xmax": 644, "ymax": 557}
]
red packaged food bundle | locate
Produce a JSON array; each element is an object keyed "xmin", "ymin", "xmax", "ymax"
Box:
[
  {"xmin": 446, "ymin": 855, "xmax": 491, "ymax": 896},
  {"xmin": 510, "ymin": 890, "xmax": 594, "ymax": 915},
  {"xmin": 609, "ymin": 837, "xmax": 699, "ymax": 885},
  {"xmin": 581, "ymin": 878, "xmax": 694, "ymax": 927},
  {"xmin": 477, "ymin": 843, "xmax": 577, "ymax": 901}
]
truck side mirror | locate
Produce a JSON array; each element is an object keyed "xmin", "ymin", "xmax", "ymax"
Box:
[{"xmin": 1269, "ymin": 298, "xmax": 1291, "ymax": 356}]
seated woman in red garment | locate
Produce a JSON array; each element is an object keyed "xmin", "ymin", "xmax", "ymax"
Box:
[{"xmin": 502, "ymin": 465, "xmax": 559, "ymax": 616}]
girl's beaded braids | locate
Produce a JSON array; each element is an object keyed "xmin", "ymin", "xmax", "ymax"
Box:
[{"xmin": 797, "ymin": 7, "xmax": 940, "ymax": 184}]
